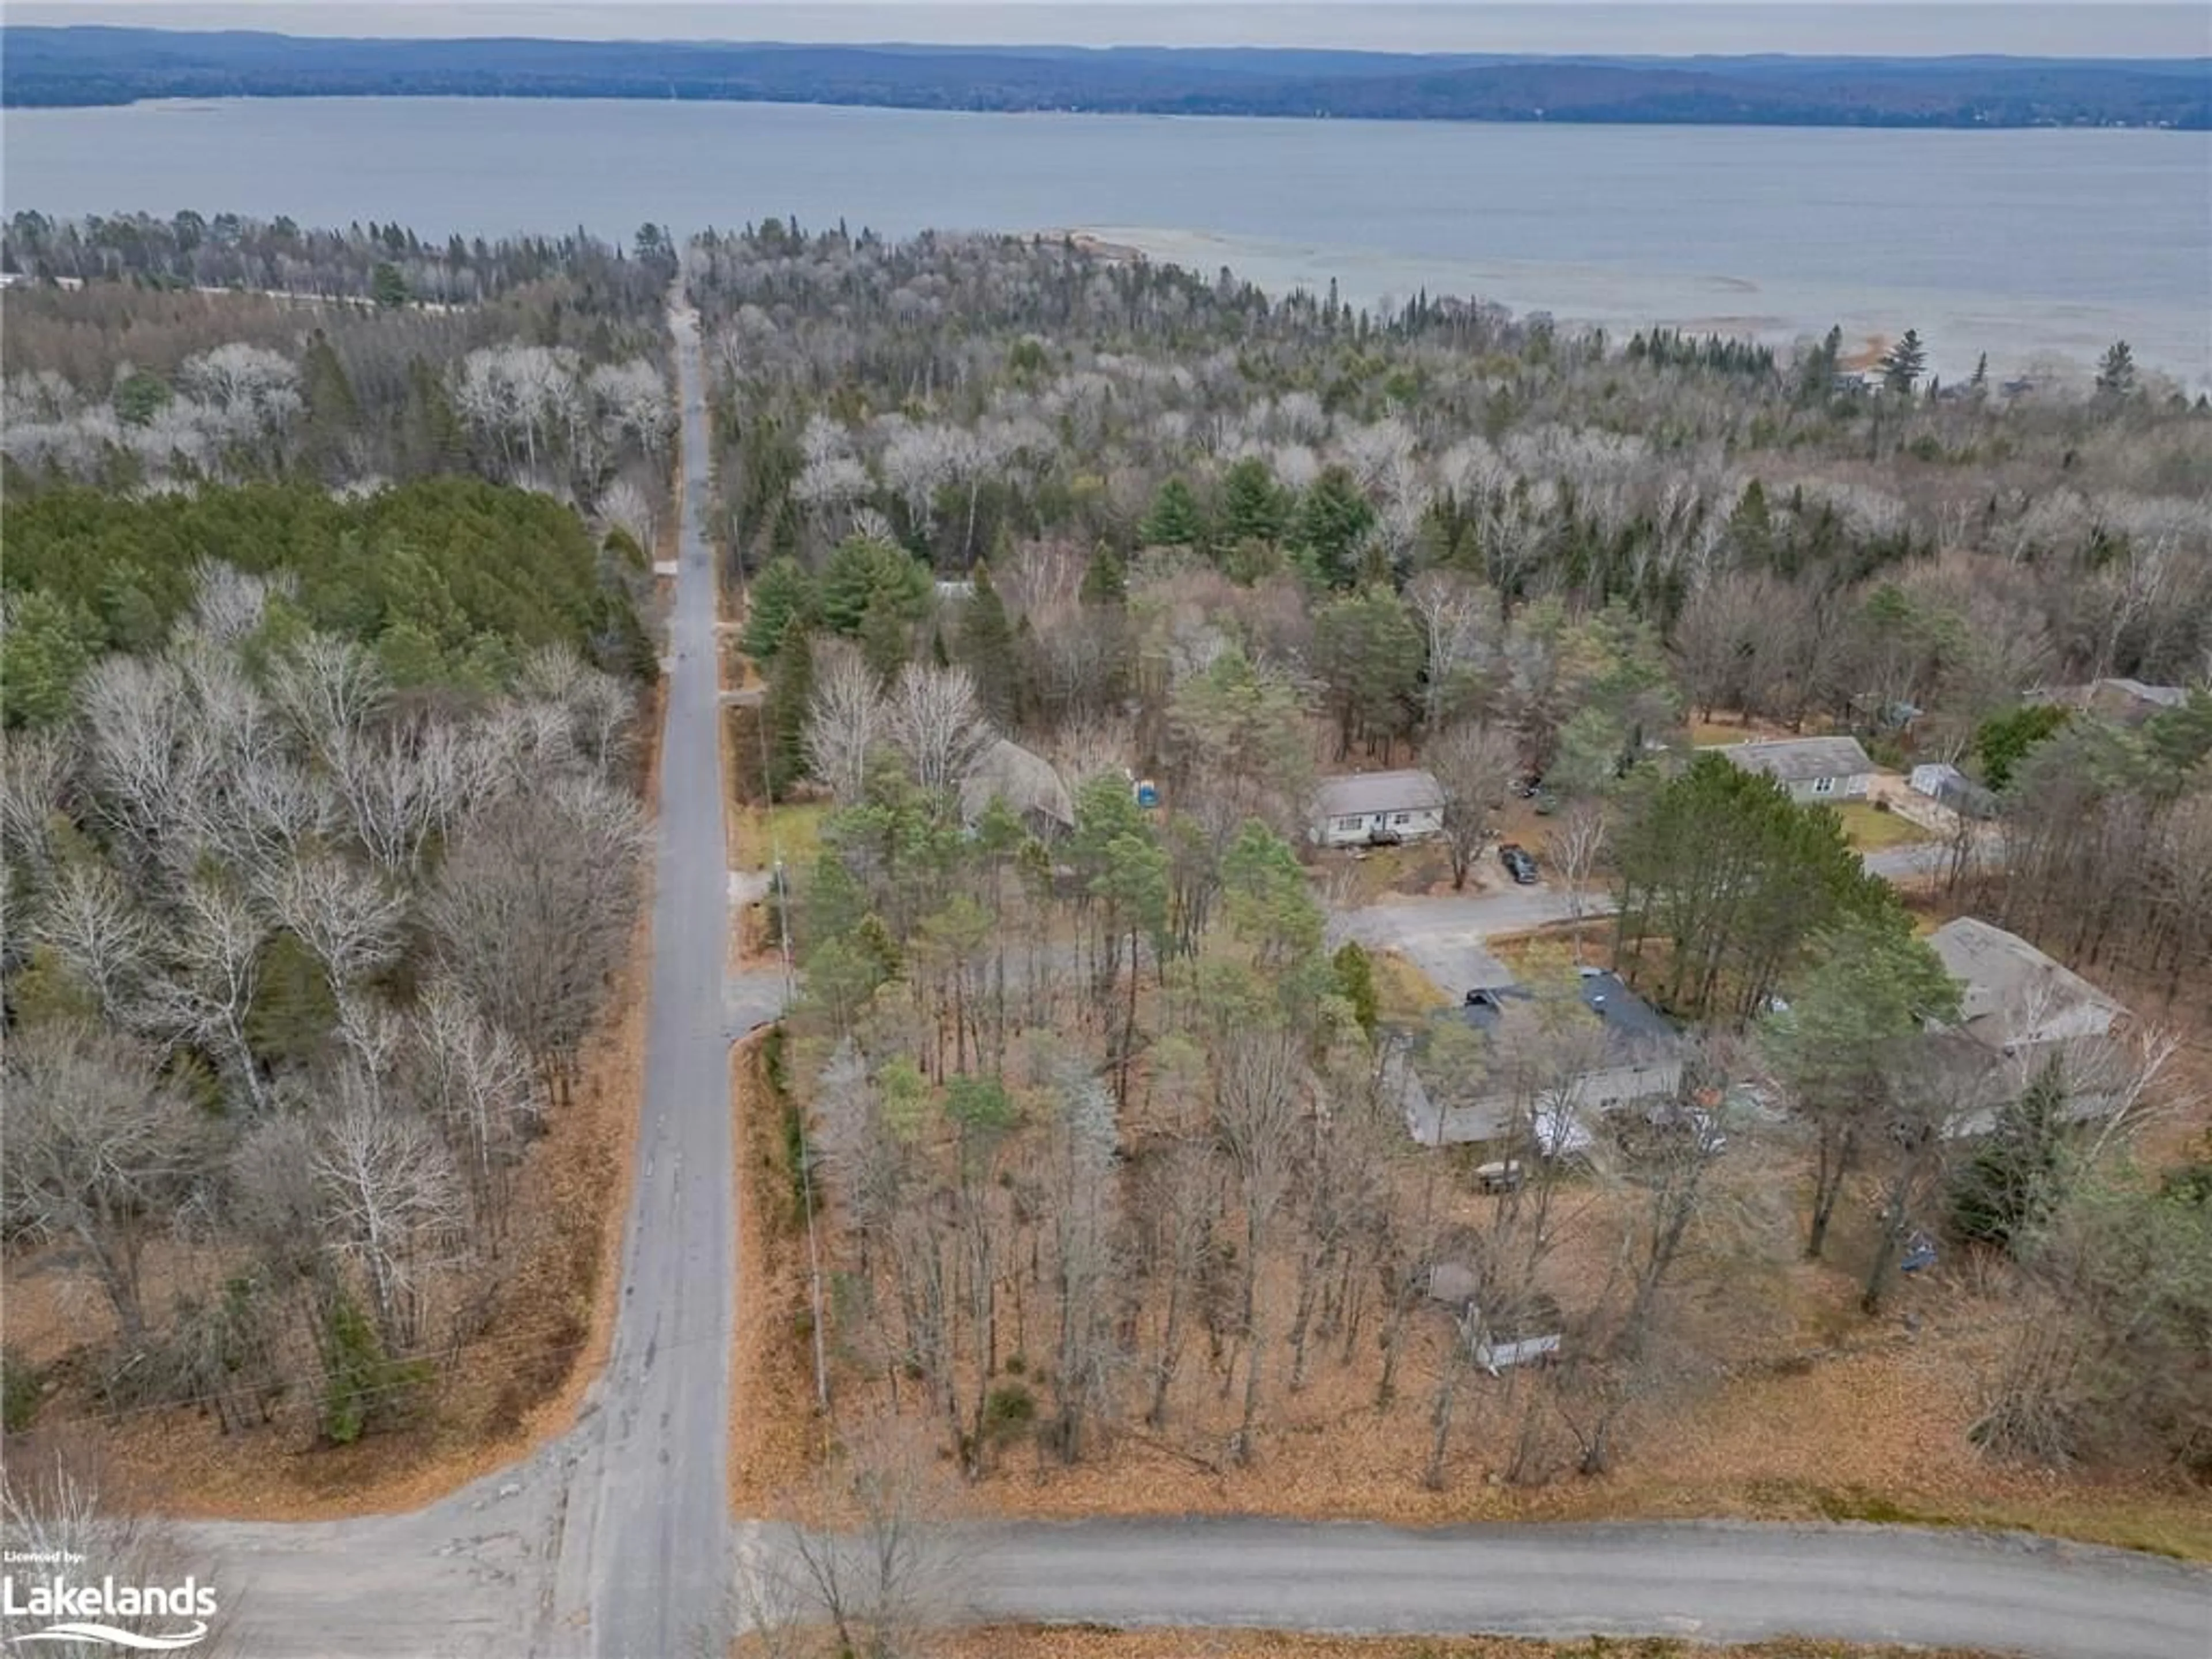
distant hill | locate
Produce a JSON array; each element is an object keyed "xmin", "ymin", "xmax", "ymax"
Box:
[{"xmin": 5, "ymin": 28, "xmax": 2207, "ymax": 128}]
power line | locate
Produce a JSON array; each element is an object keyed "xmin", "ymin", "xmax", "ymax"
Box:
[{"xmin": 711, "ymin": 320, "xmax": 828, "ymax": 1423}]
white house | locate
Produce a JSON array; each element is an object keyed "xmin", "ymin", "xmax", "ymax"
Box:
[
  {"xmin": 1709, "ymin": 735, "xmax": 1875, "ymax": 804},
  {"xmin": 1310, "ymin": 769, "xmax": 1445, "ymax": 848}
]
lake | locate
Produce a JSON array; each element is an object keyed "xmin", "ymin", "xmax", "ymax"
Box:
[{"xmin": 6, "ymin": 97, "xmax": 2210, "ymax": 388}]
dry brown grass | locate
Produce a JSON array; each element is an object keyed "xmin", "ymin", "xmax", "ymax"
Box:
[
  {"xmin": 719, "ymin": 862, "xmax": 2212, "ymax": 1561},
  {"xmin": 734, "ymin": 802, "xmax": 831, "ymax": 877},
  {"xmin": 728, "ymin": 1032, "xmax": 832, "ymax": 1513},
  {"xmin": 1368, "ymin": 950, "xmax": 1451, "ymax": 1022},
  {"xmin": 1689, "ymin": 711, "xmax": 1827, "ymax": 748},
  {"xmin": 1489, "ymin": 922, "xmax": 1619, "ymax": 977},
  {"xmin": 943, "ymin": 1631, "xmax": 2013, "ymax": 1659},
  {"xmin": 741, "ymin": 1104, "xmax": 2210, "ymax": 1558}
]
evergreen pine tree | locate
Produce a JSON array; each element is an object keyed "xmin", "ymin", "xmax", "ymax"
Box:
[
  {"xmin": 1293, "ymin": 466, "xmax": 1376, "ymax": 588},
  {"xmin": 1219, "ymin": 456, "xmax": 1286, "ymax": 547},
  {"xmin": 1952, "ymin": 1056, "xmax": 2073, "ymax": 1252},
  {"xmin": 370, "ymin": 262, "xmax": 408, "ymax": 309},
  {"xmin": 859, "ymin": 589, "xmax": 912, "ymax": 681},
  {"xmin": 762, "ymin": 625, "xmax": 815, "ymax": 801},
  {"xmin": 1081, "ymin": 543, "xmax": 1126, "ymax": 606},
  {"xmin": 300, "ymin": 329, "xmax": 361, "ymax": 481},
  {"xmin": 1138, "ymin": 475, "xmax": 1207, "ymax": 549},
  {"xmin": 960, "ymin": 561, "xmax": 1020, "ymax": 728},
  {"xmin": 1880, "ymin": 329, "xmax": 1928, "ymax": 395},
  {"xmin": 741, "ymin": 556, "xmax": 816, "ymax": 663},
  {"xmin": 2094, "ymin": 340, "xmax": 2137, "ymax": 399}
]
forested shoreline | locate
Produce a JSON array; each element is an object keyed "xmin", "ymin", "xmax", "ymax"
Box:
[{"xmin": 8, "ymin": 31, "xmax": 2209, "ymax": 128}]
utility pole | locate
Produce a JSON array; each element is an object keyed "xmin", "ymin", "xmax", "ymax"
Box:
[
  {"xmin": 693, "ymin": 281, "xmax": 829, "ymax": 1422},
  {"xmin": 738, "ymin": 460, "xmax": 828, "ymax": 1419},
  {"xmin": 772, "ymin": 848, "xmax": 830, "ymax": 1416}
]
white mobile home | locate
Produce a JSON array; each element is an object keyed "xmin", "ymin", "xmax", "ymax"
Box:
[{"xmin": 1310, "ymin": 769, "xmax": 1445, "ymax": 848}]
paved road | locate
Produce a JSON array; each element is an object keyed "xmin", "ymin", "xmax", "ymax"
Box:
[
  {"xmin": 959, "ymin": 1518, "xmax": 2211, "ymax": 1659},
  {"xmin": 541, "ymin": 300, "xmax": 743, "ymax": 1658},
  {"xmin": 1331, "ymin": 884, "xmax": 1590, "ymax": 991}
]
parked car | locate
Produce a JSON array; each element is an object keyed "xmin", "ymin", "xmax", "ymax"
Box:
[
  {"xmin": 1474, "ymin": 1158, "xmax": 1525, "ymax": 1194},
  {"xmin": 1498, "ymin": 843, "xmax": 1539, "ymax": 884}
]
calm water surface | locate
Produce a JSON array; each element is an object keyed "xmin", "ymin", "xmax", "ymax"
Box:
[{"xmin": 6, "ymin": 97, "xmax": 2209, "ymax": 385}]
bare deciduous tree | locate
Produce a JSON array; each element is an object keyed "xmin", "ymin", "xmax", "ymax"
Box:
[
  {"xmin": 1211, "ymin": 1022, "xmax": 1304, "ymax": 1464},
  {"xmin": 1551, "ymin": 797, "xmax": 1609, "ymax": 953},
  {"xmin": 1, "ymin": 1023, "xmax": 211, "ymax": 1344},
  {"xmin": 0, "ymin": 724, "xmax": 71, "ymax": 883},
  {"xmin": 778, "ymin": 1411, "xmax": 972, "ymax": 1659},
  {"xmin": 264, "ymin": 851, "xmax": 407, "ymax": 995},
  {"xmin": 136, "ymin": 876, "xmax": 272, "ymax": 1112},
  {"xmin": 408, "ymin": 982, "xmax": 539, "ymax": 1243},
  {"xmin": 312, "ymin": 1085, "xmax": 464, "ymax": 1354},
  {"xmin": 805, "ymin": 638, "xmax": 889, "ymax": 804},
  {"xmin": 1406, "ymin": 569, "xmax": 1500, "ymax": 728},
  {"xmin": 425, "ymin": 778, "xmax": 645, "ymax": 1101},
  {"xmin": 1427, "ymin": 721, "xmax": 1519, "ymax": 891},
  {"xmin": 78, "ymin": 653, "xmax": 196, "ymax": 863},
  {"xmin": 1042, "ymin": 1054, "xmax": 1124, "ymax": 1461},
  {"xmin": 328, "ymin": 718, "xmax": 478, "ymax": 873},
  {"xmin": 31, "ymin": 859, "xmax": 153, "ymax": 1020},
  {"xmin": 883, "ymin": 662, "xmax": 994, "ymax": 794}
]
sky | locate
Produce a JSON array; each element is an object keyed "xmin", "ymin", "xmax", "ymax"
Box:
[{"xmin": 9, "ymin": 2, "xmax": 2211, "ymax": 58}]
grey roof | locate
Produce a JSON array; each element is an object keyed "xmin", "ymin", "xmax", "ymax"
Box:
[
  {"xmin": 2103, "ymin": 677, "xmax": 2187, "ymax": 709},
  {"xmin": 1577, "ymin": 968, "xmax": 1677, "ymax": 1050},
  {"xmin": 2027, "ymin": 679, "xmax": 2190, "ymax": 719},
  {"xmin": 959, "ymin": 738, "xmax": 1074, "ymax": 831},
  {"xmin": 1314, "ymin": 768, "xmax": 1445, "ymax": 820},
  {"xmin": 1710, "ymin": 735, "xmax": 1874, "ymax": 785},
  {"xmin": 1426, "ymin": 1263, "xmax": 1484, "ymax": 1306},
  {"xmin": 1926, "ymin": 918, "xmax": 2124, "ymax": 1043},
  {"xmin": 1460, "ymin": 969, "xmax": 1679, "ymax": 1070}
]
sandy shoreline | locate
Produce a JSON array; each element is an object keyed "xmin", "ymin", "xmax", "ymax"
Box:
[{"xmin": 1047, "ymin": 222, "xmax": 2203, "ymax": 393}]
